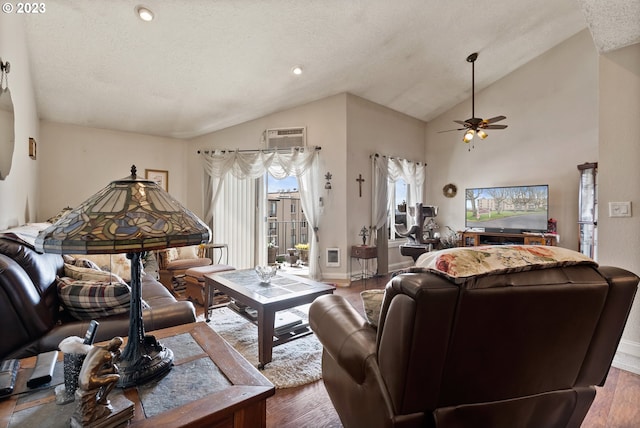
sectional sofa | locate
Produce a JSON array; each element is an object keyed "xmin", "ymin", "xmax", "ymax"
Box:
[{"xmin": 0, "ymin": 236, "xmax": 196, "ymax": 360}]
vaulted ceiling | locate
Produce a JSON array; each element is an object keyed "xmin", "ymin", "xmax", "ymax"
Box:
[{"xmin": 21, "ymin": 0, "xmax": 639, "ymax": 139}]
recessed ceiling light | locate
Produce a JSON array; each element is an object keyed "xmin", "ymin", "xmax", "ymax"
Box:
[
  {"xmin": 292, "ymin": 66, "xmax": 303, "ymax": 75},
  {"xmin": 136, "ymin": 5, "xmax": 154, "ymax": 22}
]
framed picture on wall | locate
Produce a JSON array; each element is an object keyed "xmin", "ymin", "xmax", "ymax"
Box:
[
  {"xmin": 29, "ymin": 138, "xmax": 37, "ymax": 160},
  {"xmin": 145, "ymin": 169, "xmax": 169, "ymax": 192}
]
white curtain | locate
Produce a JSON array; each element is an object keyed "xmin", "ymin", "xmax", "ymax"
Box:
[
  {"xmin": 212, "ymin": 174, "xmax": 256, "ymax": 269},
  {"xmin": 371, "ymin": 154, "xmax": 427, "ymax": 241},
  {"xmin": 201, "ymin": 148, "xmax": 323, "ymax": 279},
  {"xmin": 296, "ymin": 153, "xmax": 322, "ymax": 279},
  {"xmin": 372, "ymin": 155, "xmax": 390, "ymax": 231}
]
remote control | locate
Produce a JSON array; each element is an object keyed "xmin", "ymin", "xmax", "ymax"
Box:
[
  {"xmin": 27, "ymin": 350, "xmax": 58, "ymax": 388},
  {"xmin": 83, "ymin": 320, "xmax": 99, "ymax": 345},
  {"xmin": 0, "ymin": 359, "xmax": 20, "ymax": 396}
]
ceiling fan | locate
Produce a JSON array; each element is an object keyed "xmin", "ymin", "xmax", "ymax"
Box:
[{"xmin": 440, "ymin": 52, "xmax": 508, "ymax": 148}]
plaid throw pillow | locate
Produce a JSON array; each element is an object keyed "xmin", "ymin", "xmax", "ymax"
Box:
[{"xmin": 57, "ymin": 276, "xmax": 138, "ymax": 320}]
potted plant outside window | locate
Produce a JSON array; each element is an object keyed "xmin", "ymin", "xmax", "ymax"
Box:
[
  {"xmin": 268, "ymin": 242, "xmax": 278, "ymax": 264},
  {"xmin": 295, "ymin": 243, "xmax": 309, "ymax": 263}
]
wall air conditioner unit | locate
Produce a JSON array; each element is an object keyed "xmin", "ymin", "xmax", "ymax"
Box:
[{"xmin": 265, "ymin": 127, "xmax": 306, "ymax": 149}]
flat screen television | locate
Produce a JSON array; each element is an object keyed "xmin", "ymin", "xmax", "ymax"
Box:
[{"xmin": 465, "ymin": 185, "xmax": 549, "ymax": 233}]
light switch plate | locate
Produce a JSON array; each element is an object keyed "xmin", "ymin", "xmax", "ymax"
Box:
[{"xmin": 609, "ymin": 202, "xmax": 632, "ymax": 217}]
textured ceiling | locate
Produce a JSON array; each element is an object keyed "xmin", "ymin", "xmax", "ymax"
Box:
[
  {"xmin": 20, "ymin": 0, "xmax": 637, "ymax": 139},
  {"xmin": 578, "ymin": 0, "xmax": 640, "ymax": 53}
]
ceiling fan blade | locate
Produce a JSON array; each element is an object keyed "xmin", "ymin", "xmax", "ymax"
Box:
[
  {"xmin": 453, "ymin": 120, "xmax": 469, "ymax": 126},
  {"xmin": 438, "ymin": 128, "xmax": 466, "ymax": 133},
  {"xmin": 483, "ymin": 124, "xmax": 508, "ymax": 129},
  {"xmin": 483, "ymin": 115, "xmax": 506, "ymax": 124}
]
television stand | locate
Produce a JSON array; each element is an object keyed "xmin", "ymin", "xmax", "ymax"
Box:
[{"xmin": 460, "ymin": 231, "xmax": 558, "ymax": 247}]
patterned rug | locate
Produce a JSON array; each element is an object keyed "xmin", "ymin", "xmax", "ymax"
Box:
[{"xmin": 198, "ymin": 304, "xmax": 323, "ymax": 389}]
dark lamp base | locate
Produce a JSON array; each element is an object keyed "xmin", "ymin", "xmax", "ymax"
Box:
[{"xmin": 116, "ymin": 335, "xmax": 173, "ymax": 388}]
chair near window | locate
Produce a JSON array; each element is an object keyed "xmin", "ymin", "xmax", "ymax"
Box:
[{"xmin": 156, "ymin": 245, "xmax": 212, "ymax": 296}]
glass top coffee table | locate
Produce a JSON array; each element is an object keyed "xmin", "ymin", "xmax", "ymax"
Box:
[{"xmin": 204, "ymin": 268, "xmax": 335, "ymax": 369}]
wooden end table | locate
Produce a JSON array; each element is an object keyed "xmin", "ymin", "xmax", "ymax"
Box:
[
  {"xmin": 205, "ymin": 269, "xmax": 335, "ymax": 369},
  {"xmin": 0, "ymin": 322, "xmax": 274, "ymax": 428}
]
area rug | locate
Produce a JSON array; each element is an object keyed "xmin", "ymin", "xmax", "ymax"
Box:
[{"xmin": 198, "ymin": 304, "xmax": 323, "ymax": 389}]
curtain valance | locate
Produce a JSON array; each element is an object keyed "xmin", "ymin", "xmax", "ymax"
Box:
[{"xmin": 200, "ymin": 147, "xmax": 318, "ymax": 180}]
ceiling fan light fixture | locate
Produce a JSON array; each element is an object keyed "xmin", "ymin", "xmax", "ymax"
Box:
[
  {"xmin": 440, "ymin": 52, "xmax": 508, "ymax": 148},
  {"xmin": 463, "ymin": 130, "xmax": 475, "ymax": 143}
]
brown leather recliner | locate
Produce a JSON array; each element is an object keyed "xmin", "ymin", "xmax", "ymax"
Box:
[
  {"xmin": 156, "ymin": 245, "xmax": 212, "ymax": 294},
  {"xmin": 310, "ymin": 255, "xmax": 638, "ymax": 428}
]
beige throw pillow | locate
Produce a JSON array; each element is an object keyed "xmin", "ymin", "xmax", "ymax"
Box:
[
  {"xmin": 64, "ymin": 263, "xmax": 125, "ymax": 284},
  {"xmin": 177, "ymin": 245, "xmax": 200, "ymax": 259},
  {"xmin": 360, "ymin": 289, "xmax": 385, "ymax": 328},
  {"xmin": 70, "ymin": 254, "xmax": 132, "ymax": 282}
]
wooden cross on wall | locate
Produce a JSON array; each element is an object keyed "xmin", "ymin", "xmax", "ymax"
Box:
[{"xmin": 356, "ymin": 174, "xmax": 365, "ymax": 197}]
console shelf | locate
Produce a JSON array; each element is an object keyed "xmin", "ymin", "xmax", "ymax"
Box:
[{"xmin": 460, "ymin": 231, "xmax": 557, "ymax": 247}]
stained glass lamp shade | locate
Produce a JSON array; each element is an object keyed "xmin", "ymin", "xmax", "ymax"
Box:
[{"xmin": 35, "ymin": 166, "xmax": 210, "ymax": 387}]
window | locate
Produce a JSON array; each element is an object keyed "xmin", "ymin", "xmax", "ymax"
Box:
[
  {"xmin": 371, "ymin": 154, "xmax": 426, "ymax": 248},
  {"xmin": 388, "ymin": 179, "xmax": 409, "ymax": 240},
  {"xmin": 268, "ymin": 221, "xmax": 278, "ymax": 246}
]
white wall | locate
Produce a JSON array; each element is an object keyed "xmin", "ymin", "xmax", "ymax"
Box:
[
  {"xmin": 598, "ymin": 42, "xmax": 640, "ymax": 374},
  {"xmin": 38, "ymin": 122, "xmax": 186, "ymax": 221},
  {"xmin": 0, "ymin": 14, "xmax": 40, "ymax": 229},
  {"xmin": 346, "ymin": 94, "xmax": 426, "ymax": 273},
  {"xmin": 425, "ymin": 30, "xmax": 599, "ymax": 250}
]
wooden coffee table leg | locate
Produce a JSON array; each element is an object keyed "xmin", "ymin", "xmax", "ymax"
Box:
[
  {"xmin": 204, "ymin": 281, "xmax": 211, "ymax": 322},
  {"xmin": 257, "ymin": 308, "xmax": 276, "ymax": 369}
]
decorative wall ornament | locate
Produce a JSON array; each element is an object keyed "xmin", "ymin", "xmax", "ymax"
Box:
[
  {"xmin": 324, "ymin": 172, "xmax": 332, "ymax": 190},
  {"xmin": 0, "ymin": 58, "xmax": 9, "ymax": 92},
  {"xmin": 29, "ymin": 138, "xmax": 37, "ymax": 159},
  {"xmin": 356, "ymin": 174, "xmax": 365, "ymax": 197},
  {"xmin": 0, "ymin": 58, "xmax": 14, "ymax": 180},
  {"xmin": 443, "ymin": 183, "xmax": 457, "ymax": 198}
]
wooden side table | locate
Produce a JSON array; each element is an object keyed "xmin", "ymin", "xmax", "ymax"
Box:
[
  {"xmin": 350, "ymin": 245, "xmax": 378, "ymax": 287},
  {"xmin": 203, "ymin": 243, "xmax": 229, "ymax": 265},
  {"xmin": 0, "ymin": 323, "xmax": 274, "ymax": 428}
]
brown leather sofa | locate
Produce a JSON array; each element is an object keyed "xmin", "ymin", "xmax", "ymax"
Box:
[
  {"xmin": 0, "ymin": 237, "xmax": 197, "ymax": 360},
  {"xmin": 310, "ymin": 256, "xmax": 638, "ymax": 428}
]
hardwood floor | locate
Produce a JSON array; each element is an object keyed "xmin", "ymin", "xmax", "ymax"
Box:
[{"xmin": 193, "ymin": 275, "xmax": 640, "ymax": 427}]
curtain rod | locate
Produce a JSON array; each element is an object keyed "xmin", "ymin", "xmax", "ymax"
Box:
[
  {"xmin": 370, "ymin": 152, "xmax": 426, "ymax": 166},
  {"xmin": 197, "ymin": 146, "xmax": 321, "ymax": 154}
]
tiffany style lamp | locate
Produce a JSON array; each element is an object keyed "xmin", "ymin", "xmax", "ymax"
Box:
[{"xmin": 35, "ymin": 165, "xmax": 210, "ymax": 387}]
